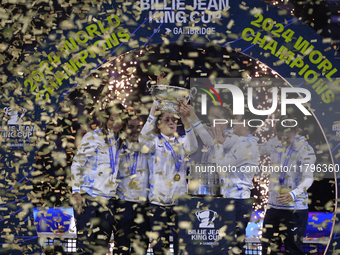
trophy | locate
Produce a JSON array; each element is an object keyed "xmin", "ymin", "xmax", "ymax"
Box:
[
  {"xmin": 189, "ymin": 163, "xmax": 221, "ymax": 196},
  {"xmin": 146, "ymin": 81, "xmax": 197, "ymax": 114}
]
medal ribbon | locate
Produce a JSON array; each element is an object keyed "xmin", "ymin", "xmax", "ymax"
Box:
[
  {"xmin": 108, "ymin": 137, "xmax": 120, "ymax": 175},
  {"xmin": 123, "ymin": 145, "xmax": 139, "ymax": 175},
  {"xmin": 278, "ymin": 138, "xmax": 296, "ymax": 185},
  {"xmin": 161, "ymin": 135, "xmax": 182, "ymax": 172},
  {"xmin": 203, "ymin": 146, "xmax": 213, "ymax": 163}
]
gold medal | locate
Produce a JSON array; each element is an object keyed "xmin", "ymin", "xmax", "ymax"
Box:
[
  {"xmin": 174, "ymin": 173, "xmax": 181, "ymax": 182},
  {"xmin": 129, "ymin": 180, "xmax": 137, "ymax": 189},
  {"xmin": 279, "ymin": 186, "xmax": 290, "ymax": 194},
  {"xmin": 279, "ymin": 187, "xmax": 284, "ymax": 195}
]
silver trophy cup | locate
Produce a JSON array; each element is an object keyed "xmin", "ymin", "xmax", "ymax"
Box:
[
  {"xmin": 146, "ymin": 82, "xmax": 197, "ymax": 113},
  {"xmin": 189, "ymin": 163, "xmax": 221, "ymax": 196}
]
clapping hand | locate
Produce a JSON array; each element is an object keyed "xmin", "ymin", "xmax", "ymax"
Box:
[{"xmin": 210, "ymin": 124, "xmax": 227, "ymax": 144}]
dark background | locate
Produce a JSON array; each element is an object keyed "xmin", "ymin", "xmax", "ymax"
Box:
[{"xmin": 1, "ymin": 0, "xmax": 340, "ymax": 87}]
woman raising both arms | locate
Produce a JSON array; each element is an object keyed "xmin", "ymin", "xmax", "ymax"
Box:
[{"xmin": 140, "ymin": 100, "xmax": 198, "ymax": 255}]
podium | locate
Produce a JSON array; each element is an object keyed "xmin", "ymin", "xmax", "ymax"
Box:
[{"xmin": 177, "ymin": 196, "xmax": 236, "ymax": 255}]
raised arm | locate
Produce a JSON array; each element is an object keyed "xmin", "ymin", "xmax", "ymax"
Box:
[
  {"xmin": 182, "ymin": 127, "xmax": 198, "ymax": 155},
  {"xmin": 223, "ymin": 131, "xmax": 238, "ymax": 150},
  {"xmin": 211, "ymin": 125, "xmax": 258, "ymax": 175},
  {"xmin": 179, "ymin": 102, "xmax": 198, "ymax": 155},
  {"xmin": 214, "ymin": 141, "xmax": 252, "ymax": 171},
  {"xmin": 189, "ymin": 106, "xmax": 237, "ymax": 149},
  {"xmin": 189, "ymin": 105, "xmax": 215, "ymax": 147},
  {"xmin": 139, "ymin": 102, "xmax": 159, "ymax": 152}
]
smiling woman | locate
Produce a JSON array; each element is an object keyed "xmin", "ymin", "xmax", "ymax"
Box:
[
  {"xmin": 139, "ymin": 100, "xmax": 198, "ymax": 255},
  {"xmin": 114, "ymin": 110, "xmax": 149, "ymax": 254},
  {"xmin": 156, "ymin": 112, "xmax": 179, "ymax": 137}
]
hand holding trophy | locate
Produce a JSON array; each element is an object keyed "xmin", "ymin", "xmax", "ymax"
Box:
[{"xmin": 146, "ymin": 72, "xmax": 197, "ymax": 114}]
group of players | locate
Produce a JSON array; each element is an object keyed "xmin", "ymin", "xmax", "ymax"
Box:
[{"xmin": 71, "ymin": 98, "xmax": 316, "ymax": 255}]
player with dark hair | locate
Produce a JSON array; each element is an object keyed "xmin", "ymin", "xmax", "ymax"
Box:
[
  {"xmin": 114, "ymin": 110, "xmax": 150, "ymax": 255},
  {"xmin": 261, "ymin": 117, "xmax": 316, "ymax": 255},
  {"xmin": 71, "ymin": 102, "xmax": 126, "ymax": 254}
]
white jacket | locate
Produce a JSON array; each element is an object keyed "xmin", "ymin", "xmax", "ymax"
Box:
[
  {"xmin": 71, "ymin": 129, "xmax": 119, "ymax": 198},
  {"xmin": 116, "ymin": 141, "xmax": 149, "ymax": 203},
  {"xmin": 259, "ymin": 135, "xmax": 302, "ymax": 155},
  {"xmin": 267, "ymin": 135, "xmax": 315, "ymax": 210},
  {"xmin": 190, "ymin": 119, "xmax": 238, "ymax": 163},
  {"xmin": 140, "ymin": 115, "xmax": 198, "ymax": 205},
  {"xmin": 214, "ymin": 135, "xmax": 260, "ymax": 199},
  {"xmin": 259, "ymin": 136, "xmax": 280, "ymax": 156}
]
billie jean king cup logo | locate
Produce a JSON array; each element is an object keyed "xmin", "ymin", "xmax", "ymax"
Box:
[
  {"xmin": 195, "ymin": 210, "xmax": 217, "ymax": 228},
  {"xmin": 4, "ymin": 107, "xmax": 27, "ymax": 125}
]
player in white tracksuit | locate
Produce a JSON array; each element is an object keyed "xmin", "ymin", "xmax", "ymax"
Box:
[
  {"xmin": 114, "ymin": 113, "xmax": 150, "ymax": 255},
  {"xmin": 211, "ymin": 112, "xmax": 260, "ymax": 254},
  {"xmin": 140, "ymin": 101, "xmax": 198, "ymax": 255},
  {"xmin": 261, "ymin": 119, "xmax": 315, "ymax": 255},
  {"xmin": 71, "ymin": 103, "xmax": 126, "ymax": 255},
  {"xmin": 190, "ymin": 105, "xmax": 238, "ymax": 164}
]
